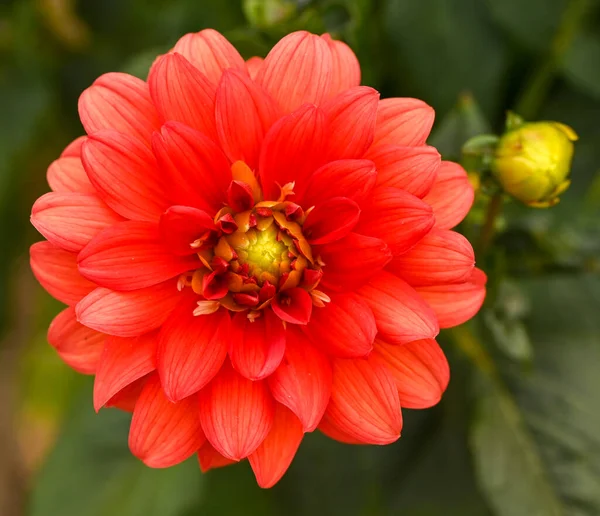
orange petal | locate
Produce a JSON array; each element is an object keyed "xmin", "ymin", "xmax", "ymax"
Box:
[
  {"xmin": 47, "ymin": 306, "xmax": 106, "ymax": 374},
  {"xmin": 30, "ymin": 241, "xmax": 95, "ymax": 305},
  {"xmin": 246, "ymin": 57, "xmax": 264, "ymax": 80},
  {"xmin": 321, "ymin": 86, "xmax": 378, "ymax": 160},
  {"xmin": 416, "ymin": 268, "xmax": 487, "ymax": 328},
  {"xmin": 365, "ymin": 144, "xmax": 440, "ymax": 198},
  {"xmin": 129, "ymin": 375, "xmax": 205, "ymax": 467},
  {"xmin": 257, "ymin": 31, "xmax": 332, "ymax": 114},
  {"xmin": 358, "ymin": 271, "xmax": 439, "ymax": 345},
  {"xmin": 78, "ymin": 72, "xmax": 160, "ymax": 145},
  {"xmin": 387, "ymin": 228, "xmax": 475, "ymax": 286},
  {"xmin": 82, "ymin": 130, "xmax": 169, "ymax": 222},
  {"xmin": 158, "ymin": 296, "xmax": 230, "ymax": 401},
  {"xmin": 76, "ymin": 280, "xmax": 181, "ymax": 337},
  {"xmin": 60, "ymin": 135, "xmax": 86, "ymax": 158},
  {"xmin": 356, "ymin": 186, "xmax": 435, "ymax": 255},
  {"xmin": 46, "ymin": 155, "xmax": 95, "ymax": 194},
  {"xmin": 303, "ymin": 292, "xmax": 376, "ymax": 358},
  {"xmin": 268, "ymin": 326, "xmax": 332, "ymax": 431},
  {"xmin": 318, "ymin": 233, "xmax": 392, "ymax": 292},
  {"xmin": 372, "ymin": 98, "xmax": 435, "ymax": 148},
  {"xmin": 302, "ymin": 159, "xmax": 377, "ymax": 207},
  {"xmin": 197, "ymin": 442, "xmax": 236, "ymax": 472},
  {"xmin": 215, "ymin": 69, "xmax": 280, "ymax": 170},
  {"xmin": 321, "ymin": 34, "xmax": 360, "ymax": 98},
  {"xmin": 93, "ymin": 332, "xmax": 157, "ymax": 411},
  {"xmin": 199, "ymin": 363, "xmax": 275, "ymax": 460},
  {"xmin": 323, "ymin": 356, "xmax": 402, "ymax": 444},
  {"xmin": 30, "ymin": 192, "xmax": 123, "ymax": 253},
  {"xmin": 148, "ymin": 53, "xmax": 217, "ymax": 140},
  {"xmin": 249, "ymin": 404, "xmax": 304, "ymax": 488},
  {"xmin": 173, "ymin": 29, "xmax": 247, "ymax": 86},
  {"xmin": 373, "ymin": 338, "xmax": 449, "ymax": 409},
  {"xmin": 303, "ymin": 197, "xmax": 360, "ymax": 245},
  {"xmin": 422, "ymin": 160, "xmax": 474, "ymax": 230},
  {"xmin": 259, "ymin": 104, "xmax": 326, "ymax": 201},
  {"xmin": 229, "ymin": 309, "xmax": 285, "ymax": 381},
  {"xmin": 152, "ymin": 121, "xmax": 231, "ymax": 213}
]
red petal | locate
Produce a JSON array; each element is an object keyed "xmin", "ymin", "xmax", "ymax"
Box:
[
  {"xmin": 93, "ymin": 332, "xmax": 157, "ymax": 411},
  {"xmin": 304, "ymin": 292, "xmax": 376, "ymax": 358},
  {"xmin": 82, "ymin": 130, "xmax": 168, "ymax": 222},
  {"xmin": 47, "ymin": 307, "xmax": 106, "ymax": 374},
  {"xmin": 30, "ymin": 241, "xmax": 95, "ymax": 305},
  {"xmin": 373, "ymin": 338, "xmax": 449, "ymax": 409},
  {"xmin": 257, "ymin": 31, "xmax": 332, "ymax": 114},
  {"xmin": 199, "ymin": 363, "xmax": 275, "ymax": 460},
  {"xmin": 229, "ymin": 310, "xmax": 286, "ymax": 381},
  {"xmin": 246, "ymin": 57, "xmax": 263, "ymax": 80},
  {"xmin": 227, "ymin": 181, "xmax": 254, "ymax": 213},
  {"xmin": 422, "ymin": 161, "xmax": 474, "ymax": 230},
  {"xmin": 303, "ymin": 197, "xmax": 360, "ymax": 245},
  {"xmin": 301, "ymin": 159, "xmax": 377, "ymax": 207},
  {"xmin": 416, "ymin": 268, "xmax": 487, "ymax": 328},
  {"xmin": 61, "ymin": 136, "xmax": 86, "ymax": 158},
  {"xmin": 271, "ymin": 288, "xmax": 313, "ymax": 325},
  {"xmin": 47, "ymin": 156, "xmax": 95, "ymax": 194},
  {"xmin": 159, "ymin": 206, "xmax": 216, "ymax": 256},
  {"xmin": 216, "ymin": 69, "xmax": 280, "ymax": 170},
  {"xmin": 321, "ymin": 86, "xmax": 378, "ymax": 160},
  {"xmin": 78, "ymin": 73, "xmax": 160, "ymax": 145},
  {"xmin": 158, "ymin": 296, "xmax": 230, "ymax": 401},
  {"xmin": 387, "ymin": 229, "xmax": 475, "ymax": 287},
  {"xmin": 318, "ymin": 233, "xmax": 392, "ymax": 292},
  {"xmin": 268, "ymin": 326, "xmax": 332, "ymax": 431},
  {"xmin": 365, "ymin": 144, "xmax": 440, "ymax": 198},
  {"xmin": 249, "ymin": 404, "xmax": 304, "ymax": 488},
  {"xmin": 105, "ymin": 375, "xmax": 148, "ymax": 412},
  {"xmin": 78, "ymin": 221, "xmax": 197, "ymax": 291},
  {"xmin": 320, "ymin": 34, "xmax": 360, "ymax": 98},
  {"xmin": 197, "ymin": 443, "xmax": 236, "ymax": 472},
  {"xmin": 318, "ymin": 417, "xmax": 362, "ymax": 444},
  {"xmin": 148, "ymin": 53, "xmax": 217, "ymax": 139},
  {"xmin": 323, "ymin": 356, "xmax": 402, "ymax": 444},
  {"xmin": 129, "ymin": 375, "xmax": 205, "ymax": 467},
  {"xmin": 152, "ymin": 121, "xmax": 231, "ymax": 212},
  {"xmin": 31, "ymin": 192, "xmax": 123, "ymax": 253},
  {"xmin": 356, "ymin": 187, "xmax": 435, "ymax": 255},
  {"xmin": 173, "ymin": 29, "xmax": 247, "ymax": 86},
  {"xmin": 358, "ymin": 271, "xmax": 439, "ymax": 345},
  {"xmin": 76, "ymin": 280, "xmax": 181, "ymax": 337},
  {"xmin": 372, "ymin": 98, "xmax": 435, "ymax": 147},
  {"xmin": 259, "ymin": 104, "xmax": 326, "ymax": 201}
]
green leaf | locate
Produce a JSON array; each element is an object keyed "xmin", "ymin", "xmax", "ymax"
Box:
[
  {"xmin": 470, "ymin": 275, "xmax": 600, "ymax": 516},
  {"xmin": 382, "ymin": 0, "xmax": 509, "ymax": 117},
  {"xmin": 30, "ymin": 395, "xmax": 204, "ymax": 516}
]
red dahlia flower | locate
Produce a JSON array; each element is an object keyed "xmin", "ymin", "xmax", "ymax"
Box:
[{"xmin": 30, "ymin": 29, "xmax": 486, "ymax": 488}]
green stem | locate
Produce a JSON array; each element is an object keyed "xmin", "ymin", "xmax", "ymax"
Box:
[
  {"xmin": 514, "ymin": 0, "xmax": 592, "ymax": 119},
  {"xmin": 477, "ymin": 191, "xmax": 503, "ymax": 257}
]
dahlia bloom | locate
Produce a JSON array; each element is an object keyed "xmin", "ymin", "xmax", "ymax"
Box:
[{"xmin": 30, "ymin": 29, "xmax": 486, "ymax": 488}]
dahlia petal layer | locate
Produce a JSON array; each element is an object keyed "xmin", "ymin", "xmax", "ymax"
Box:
[{"xmin": 30, "ymin": 28, "xmax": 485, "ymax": 489}]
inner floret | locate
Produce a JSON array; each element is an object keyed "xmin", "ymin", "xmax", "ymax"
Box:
[{"xmin": 179, "ymin": 178, "xmax": 327, "ymax": 321}]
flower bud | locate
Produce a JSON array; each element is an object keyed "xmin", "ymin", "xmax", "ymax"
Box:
[{"xmin": 492, "ymin": 121, "xmax": 577, "ymax": 208}]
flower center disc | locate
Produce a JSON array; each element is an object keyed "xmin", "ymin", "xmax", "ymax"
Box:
[{"xmin": 183, "ymin": 186, "xmax": 326, "ymax": 319}]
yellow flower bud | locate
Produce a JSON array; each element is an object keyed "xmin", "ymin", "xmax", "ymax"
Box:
[{"xmin": 492, "ymin": 121, "xmax": 577, "ymax": 208}]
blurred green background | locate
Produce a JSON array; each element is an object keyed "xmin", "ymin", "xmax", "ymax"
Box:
[{"xmin": 1, "ymin": 0, "xmax": 599, "ymax": 515}]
